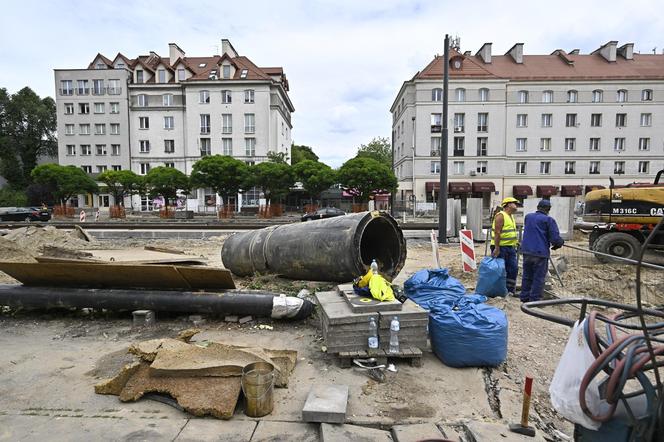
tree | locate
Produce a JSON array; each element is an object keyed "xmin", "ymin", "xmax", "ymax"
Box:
[
  {"xmin": 267, "ymin": 151, "xmax": 289, "ymax": 164},
  {"xmin": 190, "ymin": 155, "xmax": 249, "ymax": 205},
  {"xmin": 293, "ymin": 160, "xmax": 337, "ymax": 204},
  {"xmin": 98, "ymin": 170, "xmax": 143, "ymax": 207},
  {"xmin": 337, "ymin": 157, "xmax": 397, "ymax": 203},
  {"xmin": 0, "ymin": 87, "xmax": 57, "ymax": 188},
  {"xmin": 247, "ymin": 162, "xmax": 295, "ymax": 204},
  {"xmin": 356, "ymin": 137, "xmax": 392, "ymax": 168},
  {"xmin": 290, "ymin": 144, "xmax": 319, "ymax": 165},
  {"xmin": 144, "ymin": 167, "xmax": 190, "ymax": 209},
  {"xmin": 0, "ymin": 188, "xmax": 28, "ymax": 206},
  {"xmin": 31, "ymin": 164, "xmax": 98, "ymax": 205}
]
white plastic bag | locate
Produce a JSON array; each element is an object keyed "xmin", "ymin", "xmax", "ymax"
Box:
[{"xmin": 549, "ymin": 319, "xmax": 603, "ymax": 430}]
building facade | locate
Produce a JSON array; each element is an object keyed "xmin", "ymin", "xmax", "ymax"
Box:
[
  {"xmin": 391, "ymin": 41, "xmax": 664, "ymax": 211},
  {"xmin": 54, "ymin": 39, "xmax": 294, "ymax": 210}
]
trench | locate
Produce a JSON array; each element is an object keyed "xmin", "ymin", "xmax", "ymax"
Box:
[{"xmin": 482, "ymin": 367, "xmax": 502, "ymax": 419}]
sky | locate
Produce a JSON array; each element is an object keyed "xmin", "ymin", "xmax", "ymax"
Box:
[{"xmin": 1, "ymin": 0, "xmax": 663, "ymax": 167}]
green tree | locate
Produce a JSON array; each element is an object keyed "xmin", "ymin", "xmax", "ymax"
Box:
[
  {"xmin": 290, "ymin": 144, "xmax": 319, "ymax": 165},
  {"xmin": 267, "ymin": 151, "xmax": 289, "ymax": 164},
  {"xmin": 97, "ymin": 170, "xmax": 143, "ymax": 207},
  {"xmin": 144, "ymin": 167, "xmax": 190, "ymax": 209},
  {"xmin": 247, "ymin": 162, "xmax": 295, "ymax": 204},
  {"xmin": 293, "ymin": 160, "xmax": 337, "ymax": 204},
  {"xmin": 337, "ymin": 157, "xmax": 397, "ymax": 203},
  {"xmin": 190, "ymin": 155, "xmax": 249, "ymax": 205},
  {"xmin": 356, "ymin": 136, "xmax": 392, "ymax": 168},
  {"xmin": 0, "ymin": 188, "xmax": 28, "ymax": 206},
  {"xmin": 31, "ymin": 164, "xmax": 98, "ymax": 205},
  {"xmin": 0, "ymin": 87, "xmax": 57, "ymax": 188}
]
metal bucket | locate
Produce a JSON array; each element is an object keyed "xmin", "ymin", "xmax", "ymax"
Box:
[{"xmin": 241, "ymin": 361, "xmax": 274, "ymax": 417}]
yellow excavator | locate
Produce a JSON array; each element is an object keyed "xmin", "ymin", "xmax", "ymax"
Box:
[{"xmin": 583, "ymin": 170, "xmax": 664, "ymax": 260}]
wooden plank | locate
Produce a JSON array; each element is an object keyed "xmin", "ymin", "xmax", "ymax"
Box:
[
  {"xmin": 35, "ymin": 256, "xmax": 208, "ymax": 266},
  {"xmin": 144, "ymin": 245, "xmax": 185, "ymax": 254}
]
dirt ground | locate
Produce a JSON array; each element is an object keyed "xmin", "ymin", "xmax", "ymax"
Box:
[{"xmin": 2, "ymin": 225, "xmax": 659, "ymax": 440}]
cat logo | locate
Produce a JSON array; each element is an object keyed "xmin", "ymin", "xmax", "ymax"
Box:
[{"xmin": 651, "ymin": 208, "xmax": 664, "ymax": 217}]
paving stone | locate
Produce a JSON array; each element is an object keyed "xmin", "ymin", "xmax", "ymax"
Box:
[
  {"xmin": 251, "ymin": 420, "xmax": 319, "ymax": 442},
  {"xmin": 176, "ymin": 418, "xmax": 257, "ymax": 441},
  {"xmin": 391, "ymin": 422, "xmax": 445, "ymax": 442},
  {"xmin": 320, "ymin": 423, "xmax": 393, "ymax": 442},
  {"xmin": 464, "ymin": 420, "xmax": 547, "ymax": 442},
  {"xmin": 302, "ymin": 384, "xmax": 349, "ymax": 424}
]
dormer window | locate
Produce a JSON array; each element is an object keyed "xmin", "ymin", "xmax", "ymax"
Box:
[
  {"xmin": 450, "ymin": 57, "xmax": 462, "ymax": 69},
  {"xmin": 136, "ymin": 70, "xmax": 144, "ymax": 84},
  {"xmin": 158, "ymin": 69, "xmax": 166, "ymax": 83},
  {"xmin": 115, "ymin": 62, "xmax": 125, "ymax": 69},
  {"xmin": 223, "ymin": 65, "xmax": 231, "ymax": 79},
  {"xmin": 95, "ymin": 62, "xmax": 106, "ymax": 69},
  {"xmin": 240, "ymin": 69, "xmax": 248, "ymax": 79},
  {"xmin": 178, "ymin": 68, "xmax": 186, "ymax": 81}
]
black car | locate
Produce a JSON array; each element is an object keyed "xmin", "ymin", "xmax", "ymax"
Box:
[
  {"xmin": 301, "ymin": 207, "xmax": 346, "ymax": 222},
  {"xmin": 0, "ymin": 207, "xmax": 51, "ymax": 222}
]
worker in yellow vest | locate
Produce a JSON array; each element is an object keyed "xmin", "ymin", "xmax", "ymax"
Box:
[{"xmin": 491, "ymin": 197, "xmax": 520, "ymax": 295}]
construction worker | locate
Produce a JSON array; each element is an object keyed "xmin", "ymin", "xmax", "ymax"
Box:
[
  {"xmin": 520, "ymin": 199, "xmax": 564, "ymax": 302},
  {"xmin": 491, "ymin": 197, "xmax": 520, "ymax": 295}
]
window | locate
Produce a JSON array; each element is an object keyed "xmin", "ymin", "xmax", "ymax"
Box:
[
  {"xmin": 140, "ymin": 163, "xmax": 150, "ymax": 175},
  {"xmin": 200, "ymin": 138, "xmax": 211, "ymax": 156},
  {"xmin": 477, "ymin": 138, "xmax": 488, "ymax": 156},
  {"xmin": 567, "ymin": 90, "xmax": 578, "ymax": 103},
  {"xmin": 78, "ymin": 103, "xmax": 90, "ymax": 114},
  {"xmin": 80, "ymin": 144, "xmax": 91, "ymax": 156},
  {"xmin": 137, "ymin": 94, "xmax": 148, "ymax": 107},
  {"xmin": 164, "ymin": 139, "xmax": 175, "ymax": 153},
  {"xmin": 479, "ymin": 88, "xmax": 489, "ymax": 102},
  {"xmin": 200, "ymin": 114, "xmax": 210, "ymax": 134},
  {"xmin": 65, "ymin": 124, "xmax": 74, "ymax": 135},
  {"xmin": 616, "ymin": 89, "xmax": 627, "ymax": 102},
  {"xmin": 79, "ymin": 124, "xmax": 90, "ymax": 135},
  {"xmin": 565, "ymin": 113, "xmax": 577, "ymax": 127},
  {"xmin": 430, "ymin": 137, "xmax": 441, "ymax": 156},
  {"xmin": 455, "ymin": 88, "xmax": 465, "ymax": 102},
  {"xmin": 164, "ymin": 162, "xmax": 175, "ymax": 168},
  {"xmin": 430, "ymin": 161, "xmax": 440, "ymax": 174},
  {"xmin": 112, "ymin": 165, "xmax": 122, "ymax": 171},
  {"xmin": 540, "ymin": 138, "xmax": 551, "ymax": 151},
  {"xmin": 164, "ymin": 116, "xmax": 174, "ymax": 130},
  {"xmin": 589, "ymin": 161, "xmax": 600, "ymax": 174},
  {"xmin": 518, "ymin": 90, "xmax": 529, "ymax": 103},
  {"xmin": 639, "ymin": 138, "xmax": 650, "ymax": 151},
  {"xmin": 592, "ymin": 89, "xmax": 603, "ymax": 103},
  {"xmin": 60, "ymin": 80, "xmax": 73, "ymax": 95},
  {"xmin": 432, "ymin": 88, "xmax": 443, "ymax": 102},
  {"xmin": 94, "ymin": 123, "xmax": 106, "ymax": 135},
  {"xmin": 178, "ymin": 68, "xmax": 186, "ymax": 81},
  {"xmin": 107, "ymin": 79, "xmax": 121, "ymax": 95},
  {"xmin": 591, "ymin": 113, "xmax": 602, "ymax": 127},
  {"xmin": 453, "ymin": 161, "xmax": 464, "ymax": 175},
  {"xmin": 110, "ymin": 102, "xmax": 119, "ymax": 114},
  {"xmin": 453, "ymin": 113, "xmax": 465, "ymax": 133},
  {"xmin": 136, "ymin": 70, "xmax": 144, "ymax": 84},
  {"xmin": 540, "ymin": 161, "xmax": 551, "ymax": 175},
  {"xmin": 92, "ymin": 79, "xmax": 104, "ymax": 95},
  {"xmin": 222, "ymin": 138, "xmax": 233, "ymax": 155},
  {"xmin": 639, "ymin": 161, "xmax": 650, "ymax": 174},
  {"xmin": 94, "ymin": 102, "xmax": 104, "ymax": 114},
  {"xmin": 81, "ymin": 165, "xmax": 92, "ymax": 174},
  {"xmin": 542, "ymin": 90, "xmax": 553, "ymax": 103},
  {"xmin": 614, "ymin": 138, "xmax": 625, "ymax": 151},
  {"xmin": 77, "ymin": 80, "xmax": 89, "ymax": 95},
  {"xmin": 541, "ymin": 114, "xmax": 552, "ymax": 127},
  {"xmin": 565, "ymin": 161, "xmax": 576, "ymax": 174},
  {"xmin": 516, "ymin": 162, "xmax": 527, "ymax": 175},
  {"xmin": 66, "ymin": 144, "xmax": 75, "ymax": 155},
  {"xmin": 245, "ymin": 138, "xmax": 256, "ymax": 156},
  {"xmin": 244, "ymin": 113, "xmax": 255, "ymax": 133},
  {"xmin": 111, "ymin": 144, "xmax": 121, "ymax": 156},
  {"xmin": 516, "ymin": 114, "xmax": 528, "ymax": 127},
  {"xmin": 642, "ymin": 89, "xmax": 653, "ymax": 101},
  {"xmin": 431, "ymin": 113, "xmax": 442, "ymax": 132},
  {"xmin": 614, "ymin": 161, "xmax": 625, "ymax": 174},
  {"xmin": 640, "ymin": 113, "xmax": 652, "ymax": 127},
  {"xmin": 589, "ymin": 138, "xmax": 600, "ymax": 151},
  {"xmin": 476, "ymin": 161, "xmax": 488, "ymax": 174},
  {"xmin": 477, "ymin": 113, "xmax": 488, "ymax": 132},
  {"xmin": 139, "ymin": 140, "xmax": 150, "ymax": 153},
  {"xmin": 200, "ymin": 90, "xmax": 210, "ymax": 104},
  {"xmin": 108, "ymin": 123, "xmax": 119, "ymax": 135},
  {"xmin": 244, "ymin": 89, "xmax": 255, "ymax": 103},
  {"xmin": 222, "ymin": 90, "xmax": 232, "ymax": 104},
  {"xmin": 222, "ymin": 114, "xmax": 232, "ymax": 134},
  {"xmin": 564, "ymin": 138, "xmax": 576, "ymax": 151},
  {"xmin": 163, "ymin": 94, "xmax": 173, "ymax": 106},
  {"xmin": 453, "ymin": 137, "xmax": 464, "ymax": 156},
  {"xmin": 96, "ymin": 144, "xmax": 107, "ymax": 155},
  {"xmin": 615, "ymin": 113, "xmax": 626, "ymax": 127},
  {"xmin": 158, "ymin": 69, "xmax": 166, "ymax": 83},
  {"xmin": 516, "ymin": 138, "xmax": 527, "ymax": 152},
  {"xmin": 222, "ymin": 65, "xmax": 231, "ymax": 79},
  {"xmin": 240, "ymin": 69, "xmax": 248, "ymax": 79},
  {"xmin": 139, "ymin": 117, "xmax": 149, "ymax": 129},
  {"xmin": 64, "ymin": 103, "xmax": 74, "ymax": 114}
]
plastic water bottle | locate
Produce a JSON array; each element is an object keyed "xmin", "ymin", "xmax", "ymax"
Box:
[
  {"xmin": 389, "ymin": 316, "xmax": 400, "ymax": 354},
  {"xmin": 370, "ymin": 259, "xmax": 378, "ymax": 274},
  {"xmin": 368, "ymin": 317, "xmax": 379, "ymax": 349}
]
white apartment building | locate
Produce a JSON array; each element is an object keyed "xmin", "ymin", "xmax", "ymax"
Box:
[
  {"xmin": 54, "ymin": 39, "xmax": 294, "ymax": 211},
  {"xmin": 391, "ymin": 40, "xmax": 664, "ymax": 210}
]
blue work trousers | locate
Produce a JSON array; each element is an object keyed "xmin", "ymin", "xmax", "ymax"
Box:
[
  {"xmin": 520, "ymin": 254, "xmax": 549, "ymax": 302},
  {"xmin": 490, "ymin": 245, "xmax": 518, "ymax": 295}
]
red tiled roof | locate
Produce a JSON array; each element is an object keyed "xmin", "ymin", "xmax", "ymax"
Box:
[
  {"xmin": 87, "ymin": 53, "xmax": 113, "ymax": 69},
  {"xmin": 417, "ymin": 49, "xmax": 500, "ymax": 80}
]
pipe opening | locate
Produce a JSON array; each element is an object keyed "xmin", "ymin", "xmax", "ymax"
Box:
[{"xmin": 359, "ymin": 216, "xmax": 405, "ymax": 278}]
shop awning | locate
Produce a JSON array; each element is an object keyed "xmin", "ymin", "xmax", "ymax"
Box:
[
  {"xmin": 448, "ymin": 182, "xmax": 472, "ymax": 194},
  {"xmin": 512, "ymin": 185, "xmax": 533, "ymax": 197},
  {"xmin": 561, "ymin": 185, "xmax": 583, "ymax": 197},
  {"xmin": 584, "ymin": 185, "xmax": 605, "ymax": 193},
  {"xmin": 472, "ymin": 182, "xmax": 496, "ymax": 193},
  {"xmin": 536, "ymin": 185, "xmax": 559, "ymax": 197},
  {"xmin": 425, "ymin": 182, "xmax": 440, "ymax": 192}
]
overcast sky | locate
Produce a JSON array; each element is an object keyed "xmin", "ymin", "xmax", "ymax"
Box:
[{"xmin": 1, "ymin": 0, "xmax": 662, "ymax": 167}]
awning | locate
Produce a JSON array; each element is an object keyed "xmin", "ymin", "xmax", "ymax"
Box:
[
  {"xmin": 425, "ymin": 182, "xmax": 440, "ymax": 192},
  {"xmin": 561, "ymin": 185, "xmax": 583, "ymax": 197},
  {"xmin": 584, "ymin": 185, "xmax": 605, "ymax": 194},
  {"xmin": 536, "ymin": 185, "xmax": 559, "ymax": 197},
  {"xmin": 472, "ymin": 182, "xmax": 496, "ymax": 193},
  {"xmin": 512, "ymin": 185, "xmax": 533, "ymax": 197},
  {"xmin": 448, "ymin": 182, "xmax": 472, "ymax": 194}
]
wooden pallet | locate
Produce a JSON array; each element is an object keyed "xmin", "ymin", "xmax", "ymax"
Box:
[{"xmin": 337, "ymin": 347, "xmax": 423, "ymax": 368}]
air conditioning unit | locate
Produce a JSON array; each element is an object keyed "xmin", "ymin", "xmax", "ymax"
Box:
[
  {"xmin": 454, "ymin": 127, "xmax": 463, "ymax": 133},
  {"xmin": 469, "ymin": 171, "xmax": 477, "ymax": 176}
]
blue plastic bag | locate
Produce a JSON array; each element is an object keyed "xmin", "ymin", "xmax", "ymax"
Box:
[
  {"xmin": 404, "ymin": 268, "xmax": 466, "ymax": 310},
  {"xmin": 475, "ymin": 257, "xmax": 507, "ymax": 297}
]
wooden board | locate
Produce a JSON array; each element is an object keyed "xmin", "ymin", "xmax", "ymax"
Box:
[
  {"xmin": 35, "ymin": 256, "xmax": 208, "ymax": 266},
  {"xmin": 0, "ymin": 262, "xmax": 235, "ymax": 290}
]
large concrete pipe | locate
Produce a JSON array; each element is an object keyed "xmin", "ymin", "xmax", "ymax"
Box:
[{"xmin": 221, "ymin": 211, "xmax": 407, "ymax": 282}]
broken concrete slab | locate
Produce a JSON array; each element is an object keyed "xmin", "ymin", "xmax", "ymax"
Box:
[
  {"xmin": 128, "ymin": 338, "xmax": 191, "ymax": 362},
  {"xmin": 175, "ymin": 418, "xmax": 257, "ymax": 441},
  {"xmin": 390, "ymin": 422, "xmax": 446, "ymax": 442},
  {"xmin": 302, "ymin": 384, "xmax": 349, "ymax": 424},
  {"xmin": 464, "ymin": 420, "xmax": 547, "ymax": 442},
  {"xmin": 94, "ymin": 361, "xmax": 141, "ymax": 395},
  {"xmin": 320, "ymin": 423, "xmax": 393, "ymax": 442},
  {"xmin": 251, "ymin": 421, "xmax": 320, "ymax": 442}
]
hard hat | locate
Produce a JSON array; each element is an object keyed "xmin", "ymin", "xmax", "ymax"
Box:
[{"xmin": 501, "ymin": 197, "xmax": 519, "ymax": 206}]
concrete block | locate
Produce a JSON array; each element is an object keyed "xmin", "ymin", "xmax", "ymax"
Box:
[
  {"xmin": 132, "ymin": 309, "xmax": 156, "ymax": 327},
  {"xmin": 464, "ymin": 420, "xmax": 547, "ymax": 442},
  {"xmin": 224, "ymin": 315, "xmax": 239, "ymax": 323},
  {"xmin": 320, "ymin": 423, "xmax": 393, "ymax": 442},
  {"xmin": 391, "ymin": 423, "xmax": 445, "ymax": 442},
  {"xmin": 302, "ymin": 384, "xmax": 349, "ymax": 424},
  {"xmin": 238, "ymin": 315, "xmax": 253, "ymax": 324},
  {"xmin": 338, "ymin": 285, "xmax": 403, "ymax": 313},
  {"xmin": 319, "ymin": 296, "xmax": 376, "ymax": 325},
  {"xmin": 251, "ymin": 421, "xmax": 319, "ymax": 442}
]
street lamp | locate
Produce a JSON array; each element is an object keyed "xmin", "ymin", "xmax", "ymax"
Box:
[{"xmin": 437, "ymin": 34, "xmax": 450, "ymax": 244}]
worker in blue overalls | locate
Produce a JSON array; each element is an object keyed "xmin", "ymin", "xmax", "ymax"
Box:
[
  {"xmin": 491, "ymin": 197, "xmax": 520, "ymax": 296},
  {"xmin": 520, "ymin": 199, "xmax": 564, "ymax": 302}
]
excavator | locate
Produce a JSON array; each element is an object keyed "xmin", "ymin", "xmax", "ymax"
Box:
[{"xmin": 583, "ymin": 169, "xmax": 664, "ymax": 261}]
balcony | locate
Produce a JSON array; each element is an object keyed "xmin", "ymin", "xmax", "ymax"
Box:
[
  {"xmin": 76, "ymin": 88, "xmax": 90, "ymax": 95},
  {"xmin": 107, "ymin": 87, "xmax": 122, "ymax": 95},
  {"xmin": 92, "ymin": 87, "xmax": 106, "ymax": 96},
  {"xmin": 200, "ymin": 149, "xmax": 211, "ymax": 157},
  {"xmin": 200, "ymin": 127, "xmax": 211, "ymax": 135},
  {"xmin": 59, "ymin": 89, "xmax": 73, "ymax": 96},
  {"xmin": 244, "ymin": 126, "xmax": 255, "ymax": 134},
  {"xmin": 477, "ymin": 125, "xmax": 488, "ymax": 132},
  {"xmin": 453, "ymin": 150, "xmax": 465, "ymax": 157},
  {"xmin": 430, "ymin": 125, "xmax": 441, "ymax": 133}
]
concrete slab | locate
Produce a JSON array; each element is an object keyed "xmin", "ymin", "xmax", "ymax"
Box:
[
  {"xmin": 302, "ymin": 384, "xmax": 349, "ymax": 423},
  {"xmin": 391, "ymin": 422, "xmax": 446, "ymax": 442},
  {"xmin": 176, "ymin": 418, "xmax": 257, "ymax": 441},
  {"xmin": 251, "ymin": 420, "xmax": 319, "ymax": 442},
  {"xmin": 0, "ymin": 414, "xmax": 53, "ymax": 441},
  {"xmin": 321, "ymin": 423, "xmax": 393, "ymax": 442},
  {"xmin": 319, "ymin": 299, "xmax": 376, "ymax": 326},
  {"xmin": 465, "ymin": 420, "xmax": 547, "ymax": 442},
  {"xmin": 437, "ymin": 422, "xmax": 467, "ymax": 441}
]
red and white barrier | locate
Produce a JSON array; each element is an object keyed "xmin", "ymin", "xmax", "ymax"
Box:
[
  {"xmin": 79, "ymin": 210, "xmax": 86, "ymax": 222},
  {"xmin": 459, "ymin": 229, "xmax": 477, "ymax": 272}
]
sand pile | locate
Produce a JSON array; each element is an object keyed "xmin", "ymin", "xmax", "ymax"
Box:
[
  {"xmin": 2, "ymin": 226, "xmax": 93, "ymax": 256},
  {"xmin": 0, "ymin": 236, "xmax": 37, "ymax": 263}
]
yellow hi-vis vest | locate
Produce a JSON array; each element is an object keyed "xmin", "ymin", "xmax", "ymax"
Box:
[{"xmin": 491, "ymin": 210, "xmax": 518, "ymax": 246}]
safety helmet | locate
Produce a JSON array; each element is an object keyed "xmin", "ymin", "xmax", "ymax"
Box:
[{"xmin": 501, "ymin": 197, "xmax": 520, "ymax": 206}]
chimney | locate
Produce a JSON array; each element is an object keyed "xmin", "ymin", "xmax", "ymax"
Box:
[
  {"xmin": 221, "ymin": 39, "xmax": 238, "ymax": 57},
  {"xmin": 592, "ymin": 41, "xmax": 618, "ymax": 62},
  {"xmin": 463, "ymin": 51, "xmax": 472, "ymax": 56},
  {"xmin": 569, "ymin": 49, "xmax": 580, "ymax": 55},
  {"xmin": 169, "ymin": 43, "xmax": 185, "ymax": 65},
  {"xmin": 476, "ymin": 43, "xmax": 492, "ymax": 64},
  {"xmin": 551, "ymin": 49, "xmax": 574, "ymax": 65},
  {"xmin": 506, "ymin": 43, "xmax": 524, "ymax": 64},
  {"xmin": 618, "ymin": 43, "xmax": 634, "ymax": 60}
]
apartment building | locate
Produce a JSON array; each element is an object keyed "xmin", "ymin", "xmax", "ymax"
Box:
[
  {"xmin": 391, "ymin": 40, "xmax": 664, "ymax": 209},
  {"xmin": 54, "ymin": 39, "xmax": 294, "ymax": 210}
]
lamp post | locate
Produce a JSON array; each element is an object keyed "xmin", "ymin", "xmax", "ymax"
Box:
[
  {"xmin": 437, "ymin": 34, "xmax": 450, "ymax": 244},
  {"xmin": 412, "ymin": 116, "xmax": 416, "ymax": 218}
]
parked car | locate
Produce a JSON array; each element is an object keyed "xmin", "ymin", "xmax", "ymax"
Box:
[
  {"xmin": 301, "ymin": 207, "xmax": 346, "ymax": 222},
  {"xmin": 0, "ymin": 207, "xmax": 51, "ymax": 222}
]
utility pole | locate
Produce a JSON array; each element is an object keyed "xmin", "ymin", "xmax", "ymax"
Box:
[
  {"xmin": 438, "ymin": 34, "xmax": 450, "ymax": 244},
  {"xmin": 412, "ymin": 116, "xmax": 416, "ymax": 218}
]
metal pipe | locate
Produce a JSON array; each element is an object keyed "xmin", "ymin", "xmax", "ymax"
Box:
[{"xmin": 221, "ymin": 211, "xmax": 407, "ymax": 282}]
